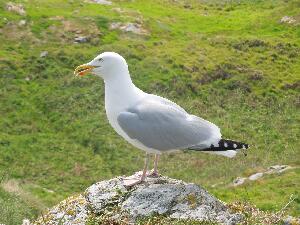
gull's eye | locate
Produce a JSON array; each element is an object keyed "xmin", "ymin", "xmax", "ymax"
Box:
[{"xmin": 98, "ymin": 58, "xmax": 103, "ymax": 62}]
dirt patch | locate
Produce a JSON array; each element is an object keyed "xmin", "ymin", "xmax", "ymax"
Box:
[
  {"xmin": 73, "ymin": 162, "xmax": 88, "ymax": 176},
  {"xmin": 47, "ymin": 18, "xmax": 101, "ymax": 44},
  {"xmin": 1, "ymin": 179, "xmax": 46, "ymax": 210},
  {"xmin": 1, "ymin": 179, "xmax": 22, "ymax": 194},
  {"xmin": 0, "ymin": 22, "xmax": 39, "ymax": 43}
]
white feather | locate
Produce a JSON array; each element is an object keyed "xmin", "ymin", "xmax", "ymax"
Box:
[{"xmin": 203, "ymin": 150, "xmax": 237, "ymax": 158}]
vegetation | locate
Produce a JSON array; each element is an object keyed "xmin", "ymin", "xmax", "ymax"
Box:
[
  {"xmin": 0, "ymin": 0, "xmax": 299, "ymax": 224},
  {"xmin": 0, "ymin": 187, "xmax": 38, "ymax": 225},
  {"xmin": 87, "ymin": 213, "xmax": 218, "ymax": 225}
]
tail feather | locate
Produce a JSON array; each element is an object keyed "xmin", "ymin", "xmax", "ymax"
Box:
[
  {"xmin": 188, "ymin": 139, "xmax": 249, "ymax": 152},
  {"xmin": 206, "ymin": 150, "xmax": 238, "ymax": 158}
]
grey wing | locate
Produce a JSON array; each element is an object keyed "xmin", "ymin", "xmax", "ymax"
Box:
[{"xmin": 117, "ymin": 97, "xmax": 221, "ymax": 151}]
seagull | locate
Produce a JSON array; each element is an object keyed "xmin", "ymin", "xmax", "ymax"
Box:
[{"xmin": 74, "ymin": 52, "xmax": 249, "ymax": 186}]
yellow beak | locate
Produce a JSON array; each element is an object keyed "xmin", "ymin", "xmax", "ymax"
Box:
[{"xmin": 74, "ymin": 64, "xmax": 95, "ymax": 76}]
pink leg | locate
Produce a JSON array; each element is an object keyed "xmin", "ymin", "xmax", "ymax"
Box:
[
  {"xmin": 149, "ymin": 154, "xmax": 160, "ymax": 177},
  {"xmin": 140, "ymin": 153, "xmax": 150, "ymax": 181},
  {"xmin": 123, "ymin": 153, "xmax": 150, "ymax": 187}
]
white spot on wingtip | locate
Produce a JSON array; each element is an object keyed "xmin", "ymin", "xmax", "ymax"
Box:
[
  {"xmin": 233, "ymin": 144, "xmax": 237, "ymax": 148},
  {"xmin": 242, "ymin": 145, "xmax": 246, "ymax": 149},
  {"xmin": 224, "ymin": 143, "xmax": 228, "ymax": 147}
]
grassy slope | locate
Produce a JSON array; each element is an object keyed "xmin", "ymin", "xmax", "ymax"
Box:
[
  {"xmin": 0, "ymin": 0, "xmax": 299, "ymax": 223},
  {"xmin": 0, "ymin": 187, "xmax": 37, "ymax": 225}
]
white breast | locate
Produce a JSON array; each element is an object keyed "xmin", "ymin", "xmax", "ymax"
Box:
[{"xmin": 104, "ymin": 82, "xmax": 160, "ymax": 153}]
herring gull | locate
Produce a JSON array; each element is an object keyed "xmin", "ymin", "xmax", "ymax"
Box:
[{"xmin": 74, "ymin": 52, "xmax": 249, "ymax": 186}]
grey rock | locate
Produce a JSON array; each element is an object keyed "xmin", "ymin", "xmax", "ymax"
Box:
[
  {"xmin": 90, "ymin": 0, "xmax": 112, "ymax": 5},
  {"xmin": 248, "ymin": 172, "xmax": 263, "ymax": 181},
  {"xmin": 232, "ymin": 177, "xmax": 247, "ymax": 186},
  {"xmin": 110, "ymin": 22, "xmax": 121, "ymax": 30},
  {"xmin": 34, "ymin": 175, "xmax": 243, "ymax": 224},
  {"xmin": 283, "ymin": 215, "xmax": 300, "ymax": 225},
  {"xmin": 74, "ymin": 36, "xmax": 89, "ymax": 43},
  {"xmin": 33, "ymin": 194, "xmax": 89, "ymax": 225},
  {"xmin": 86, "ymin": 175, "xmax": 243, "ymax": 224},
  {"xmin": 18, "ymin": 20, "xmax": 27, "ymax": 26},
  {"xmin": 110, "ymin": 22, "xmax": 149, "ymax": 35},
  {"xmin": 122, "ymin": 23, "xmax": 142, "ymax": 33},
  {"xmin": 6, "ymin": 2, "xmax": 26, "ymax": 15},
  {"xmin": 85, "ymin": 177, "xmax": 127, "ymax": 213},
  {"xmin": 40, "ymin": 51, "xmax": 48, "ymax": 58},
  {"xmin": 280, "ymin": 16, "xmax": 296, "ymax": 24},
  {"xmin": 269, "ymin": 165, "xmax": 287, "ymax": 170},
  {"xmin": 266, "ymin": 165, "xmax": 291, "ymax": 174},
  {"xmin": 231, "ymin": 165, "xmax": 293, "ymax": 187},
  {"xmin": 21, "ymin": 219, "xmax": 30, "ymax": 225}
]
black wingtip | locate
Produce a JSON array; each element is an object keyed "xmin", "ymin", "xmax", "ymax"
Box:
[{"xmin": 188, "ymin": 139, "xmax": 249, "ymax": 152}]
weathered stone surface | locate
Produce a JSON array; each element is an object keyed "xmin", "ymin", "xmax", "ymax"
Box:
[
  {"xmin": 231, "ymin": 165, "xmax": 294, "ymax": 186},
  {"xmin": 18, "ymin": 20, "xmax": 27, "ymax": 26},
  {"xmin": 121, "ymin": 180, "xmax": 242, "ymax": 224},
  {"xmin": 266, "ymin": 165, "xmax": 292, "ymax": 174},
  {"xmin": 22, "ymin": 219, "xmax": 30, "ymax": 225},
  {"xmin": 110, "ymin": 22, "xmax": 149, "ymax": 35},
  {"xmin": 232, "ymin": 177, "xmax": 247, "ymax": 186},
  {"xmin": 248, "ymin": 172, "xmax": 264, "ymax": 181},
  {"xmin": 40, "ymin": 51, "xmax": 48, "ymax": 58},
  {"xmin": 34, "ymin": 175, "xmax": 243, "ymax": 224},
  {"xmin": 85, "ymin": 177, "xmax": 127, "ymax": 213},
  {"xmin": 86, "ymin": 0, "xmax": 112, "ymax": 5},
  {"xmin": 6, "ymin": 2, "xmax": 26, "ymax": 15},
  {"xmin": 74, "ymin": 36, "xmax": 89, "ymax": 43},
  {"xmin": 34, "ymin": 195, "xmax": 89, "ymax": 225},
  {"xmin": 86, "ymin": 175, "xmax": 242, "ymax": 224},
  {"xmin": 280, "ymin": 16, "xmax": 296, "ymax": 24},
  {"xmin": 283, "ymin": 215, "xmax": 300, "ymax": 225}
]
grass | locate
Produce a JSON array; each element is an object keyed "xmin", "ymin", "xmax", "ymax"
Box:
[
  {"xmin": 212, "ymin": 168, "xmax": 300, "ymax": 215},
  {"xmin": 0, "ymin": 0, "xmax": 299, "ymax": 224},
  {"xmin": 0, "ymin": 181, "xmax": 41, "ymax": 224}
]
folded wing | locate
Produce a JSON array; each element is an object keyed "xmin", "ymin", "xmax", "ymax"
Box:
[{"xmin": 117, "ymin": 96, "xmax": 221, "ymax": 151}]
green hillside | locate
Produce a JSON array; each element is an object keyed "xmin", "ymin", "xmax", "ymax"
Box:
[{"xmin": 0, "ymin": 0, "xmax": 299, "ymax": 224}]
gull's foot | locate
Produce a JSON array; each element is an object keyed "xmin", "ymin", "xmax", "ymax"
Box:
[
  {"xmin": 123, "ymin": 177, "xmax": 143, "ymax": 187},
  {"xmin": 123, "ymin": 171, "xmax": 147, "ymax": 187},
  {"xmin": 148, "ymin": 169, "xmax": 160, "ymax": 178},
  {"xmin": 134, "ymin": 171, "xmax": 144, "ymax": 177}
]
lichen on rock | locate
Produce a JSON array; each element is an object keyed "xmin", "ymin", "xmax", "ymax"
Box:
[
  {"xmin": 33, "ymin": 194, "xmax": 89, "ymax": 225},
  {"xmin": 33, "ymin": 175, "xmax": 243, "ymax": 225}
]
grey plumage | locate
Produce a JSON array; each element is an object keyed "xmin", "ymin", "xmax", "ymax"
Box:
[{"xmin": 117, "ymin": 95, "xmax": 221, "ymax": 151}]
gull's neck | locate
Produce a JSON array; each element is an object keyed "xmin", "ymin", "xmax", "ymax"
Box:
[{"xmin": 104, "ymin": 69, "xmax": 144, "ymax": 114}]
